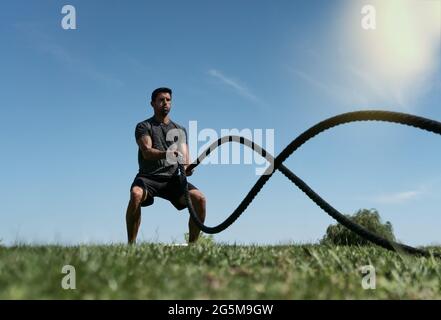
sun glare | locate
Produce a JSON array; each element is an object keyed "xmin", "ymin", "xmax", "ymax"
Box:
[{"xmin": 338, "ymin": 0, "xmax": 440, "ymax": 106}]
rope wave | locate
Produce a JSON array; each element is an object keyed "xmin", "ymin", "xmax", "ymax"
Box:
[{"xmin": 180, "ymin": 110, "xmax": 441, "ymax": 258}]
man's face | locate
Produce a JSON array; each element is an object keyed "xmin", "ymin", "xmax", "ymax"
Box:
[{"xmin": 151, "ymin": 92, "xmax": 172, "ymax": 117}]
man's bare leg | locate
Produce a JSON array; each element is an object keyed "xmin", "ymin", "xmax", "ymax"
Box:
[
  {"xmin": 184, "ymin": 190, "xmax": 206, "ymax": 243},
  {"xmin": 126, "ymin": 186, "xmax": 146, "ymax": 244}
]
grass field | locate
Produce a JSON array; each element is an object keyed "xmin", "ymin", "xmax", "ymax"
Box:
[{"xmin": 1, "ymin": 239, "xmax": 441, "ymax": 299}]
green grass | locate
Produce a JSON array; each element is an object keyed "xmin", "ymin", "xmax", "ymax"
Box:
[{"xmin": 1, "ymin": 240, "xmax": 441, "ymax": 299}]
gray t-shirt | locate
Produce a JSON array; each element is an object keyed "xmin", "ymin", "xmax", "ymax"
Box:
[{"xmin": 135, "ymin": 117, "xmax": 188, "ymax": 176}]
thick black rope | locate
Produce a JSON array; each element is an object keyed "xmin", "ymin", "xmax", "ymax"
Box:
[{"xmin": 179, "ymin": 110, "xmax": 441, "ymax": 258}]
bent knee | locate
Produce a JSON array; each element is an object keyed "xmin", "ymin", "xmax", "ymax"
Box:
[
  {"xmin": 190, "ymin": 190, "xmax": 206, "ymax": 204},
  {"xmin": 131, "ymin": 186, "xmax": 146, "ymax": 204}
]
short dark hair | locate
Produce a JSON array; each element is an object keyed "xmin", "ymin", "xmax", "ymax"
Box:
[{"xmin": 151, "ymin": 87, "xmax": 172, "ymax": 102}]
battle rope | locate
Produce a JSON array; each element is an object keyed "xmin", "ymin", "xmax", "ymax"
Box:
[{"xmin": 178, "ymin": 110, "xmax": 441, "ymax": 258}]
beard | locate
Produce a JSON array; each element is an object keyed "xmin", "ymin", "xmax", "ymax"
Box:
[{"xmin": 161, "ymin": 107, "xmax": 170, "ymax": 116}]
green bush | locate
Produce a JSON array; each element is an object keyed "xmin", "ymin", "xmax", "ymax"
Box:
[{"xmin": 321, "ymin": 209, "xmax": 396, "ymax": 246}]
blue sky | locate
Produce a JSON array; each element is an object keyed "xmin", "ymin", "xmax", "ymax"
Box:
[{"xmin": 0, "ymin": 0, "xmax": 440, "ymax": 246}]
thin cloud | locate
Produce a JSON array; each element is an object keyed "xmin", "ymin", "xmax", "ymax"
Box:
[
  {"xmin": 208, "ymin": 69, "xmax": 263, "ymax": 105},
  {"xmin": 291, "ymin": 68, "xmax": 369, "ymax": 107},
  {"xmin": 372, "ymin": 190, "xmax": 423, "ymax": 205},
  {"xmin": 15, "ymin": 23, "xmax": 123, "ymax": 88}
]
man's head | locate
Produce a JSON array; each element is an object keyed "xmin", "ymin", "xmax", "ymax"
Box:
[{"xmin": 150, "ymin": 87, "xmax": 172, "ymax": 117}]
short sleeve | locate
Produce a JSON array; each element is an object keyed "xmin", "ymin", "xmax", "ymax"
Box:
[{"xmin": 135, "ymin": 122, "xmax": 151, "ymax": 141}]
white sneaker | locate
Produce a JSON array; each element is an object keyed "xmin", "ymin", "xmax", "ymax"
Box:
[{"xmin": 170, "ymin": 243, "xmax": 188, "ymax": 247}]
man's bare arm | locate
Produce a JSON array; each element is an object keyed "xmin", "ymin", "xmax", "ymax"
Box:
[
  {"xmin": 180, "ymin": 143, "xmax": 194, "ymax": 176},
  {"xmin": 137, "ymin": 135, "xmax": 167, "ymax": 160},
  {"xmin": 180, "ymin": 143, "xmax": 190, "ymax": 165}
]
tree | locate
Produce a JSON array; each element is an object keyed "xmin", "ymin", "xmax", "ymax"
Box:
[{"xmin": 321, "ymin": 209, "xmax": 395, "ymax": 246}]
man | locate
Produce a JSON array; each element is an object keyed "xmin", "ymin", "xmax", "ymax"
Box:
[{"xmin": 126, "ymin": 87, "xmax": 206, "ymax": 244}]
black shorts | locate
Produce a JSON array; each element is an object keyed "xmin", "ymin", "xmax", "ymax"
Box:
[{"xmin": 130, "ymin": 174, "xmax": 198, "ymax": 210}]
